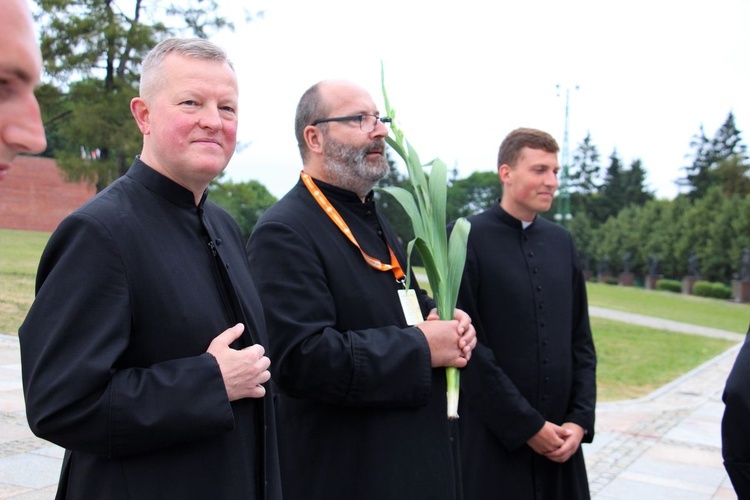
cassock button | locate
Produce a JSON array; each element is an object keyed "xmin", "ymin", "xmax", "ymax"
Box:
[
  {"xmin": 538, "ymin": 303, "xmax": 544, "ymax": 309},
  {"xmin": 528, "ymin": 251, "xmax": 534, "ymax": 257},
  {"xmin": 533, "ymin": 268, "xmax": 539, "ymax": 274},
  {"xmin": 536, "ymin": 285, "xmax": 542, "ymax": 291}
]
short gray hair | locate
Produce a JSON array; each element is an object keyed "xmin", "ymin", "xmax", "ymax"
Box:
[
  {"xmin": 140, "ymin": 38, "xmax": 234, "ymax": 100},
  {"xmin": 294, "ymin": 82, "xmax": 330, "ymax": 161}
]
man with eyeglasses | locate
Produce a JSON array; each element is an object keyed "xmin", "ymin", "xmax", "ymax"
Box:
[{"xmin": 247, "ymin": 79, "xmax": 477, "ymax": 499}]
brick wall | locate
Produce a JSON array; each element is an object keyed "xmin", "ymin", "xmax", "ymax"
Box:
[{"xmin": 0, "ymin": 156, "xmax": 96, "ymax": 233}]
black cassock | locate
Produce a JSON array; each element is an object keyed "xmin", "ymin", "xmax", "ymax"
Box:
[
  {"xmin": 247, "ymin": 178, "xmax": 461, "ymax": 500},
  {"xmin": 20, "ymin": 159, "xmax": 281, "ymax": 499},
  {"xmin": 722, "ymin": 324, "xmax": 750, "ymax": 499},
  {"xmin": 454, "ymin": 204, "xmax": 596, "ymax": 499}
]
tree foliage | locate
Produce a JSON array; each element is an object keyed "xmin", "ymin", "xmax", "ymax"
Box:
[
  {"xmin": 208, "ymin": 176, "xmax": 277, "ymax": 241},
  {"xmin": 568, "ymin": 189, "xmax": 750, "ymax": 284},
  {"xmin": 446, "ymin": 171, "xmax": 501, "ymax": 221},
  {"xmin": 681, "ymin": 111, "xmax": 748, "ymax": 200},
  {"xmin": 569, "ymin": 132, "xmax": 601, "ymax": 195}
]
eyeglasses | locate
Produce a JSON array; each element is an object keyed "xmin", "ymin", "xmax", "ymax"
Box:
[{"xmin": 311, "ymin": 114, "xmax": 392, "ymax": 133}]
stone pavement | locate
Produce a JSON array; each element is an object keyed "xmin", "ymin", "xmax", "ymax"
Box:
[{"xmin": 0, "ymin": 309, "xmax": 746, "ymax": 499}]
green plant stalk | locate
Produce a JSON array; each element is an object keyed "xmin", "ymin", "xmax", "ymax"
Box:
[{"xmin": 378, "ymin": 65, "xmax": 471, "ymax": 419}]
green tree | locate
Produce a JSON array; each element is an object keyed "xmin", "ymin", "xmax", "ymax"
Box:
[
  {"xmin": 621, "ymin": 158, "xmax": 654, "ymax": 207},
  {"xmin": 208, "ymin": 177, "xmax": 277, "ymax": 241},
  {"xmin": 34, "ymin": 0, "xmax": 251, "ymax": 191},
  {"xmin": 596, "ymin": 149, "xmax": 627, "ymax": 223},
  {"xmin": 446, "ymin": 171, "xmax": 501, "ymax": 221},
  {"xmin": 569, "ymin": 132, "xmax": 602, "ymax": 223},
  {"xmin": 634, "ymin": 199, "xmax": 677, "ymax": 278},
  {"xmin": 714, "ymin": 155, "xmax": 750, "ymax": 197},
  {"xmin": 568, "ymin": 210, "xmax": 595, "ymax": 273},
  {"xmin": 730, "ymin": 193, "xmax": 750, "ymax": 279},
  {"xmin": 569, "ymin": 132, "xmax": 601, "ymax": 195},
  {"xmin": 681, "ymin": 112, "xmax": 747, "ymax": 200},
  {"xmin": 595, "ymin": 206, "xmax": 643, "ymax": 275}
]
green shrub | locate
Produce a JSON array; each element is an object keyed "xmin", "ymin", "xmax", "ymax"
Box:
[
  {"xmin": 692, "ymin": 281, "xmax": 731, "ymax": 299},
  {"xmin": 692, "ymin": 281, "xmax": 713, "ymax": 297},
  {"xmin": 656, "ymin": 279, "xmax": 682, "ymax": 293},
  {"xmin": 711, "ymin": 283, "xmax": 732, "ymax": 299},
  {"xmin": 604, "ymin": 276, "xmax": 619, "ymax": 285}
]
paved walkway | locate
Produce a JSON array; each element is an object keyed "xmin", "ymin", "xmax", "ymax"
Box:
[{"xmin": 0, "ymin": 309, "xmax": 746, "ymax": 499}]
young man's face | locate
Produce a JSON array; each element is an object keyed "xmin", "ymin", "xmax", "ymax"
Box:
[
  {"xmin": 0, "ymin": 0, "xmax": 47, "ymax": 178},
  {"xmin": 499, "ymin": 146, "xmax": 560, "ymax": 221}
]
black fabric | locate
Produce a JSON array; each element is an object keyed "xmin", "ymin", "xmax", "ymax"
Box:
[
  {"xmin": 19, "ymin": 158, "xmax": 281, "ymax": 499},
  {"xmin": 453, "ymin": 204, "xmax": 596, "ymax": 499},
  {"xmin": 247, "ymin": 177, "xmax": 460, "ymax": 500},
  {"xmin": 722, "ymin": 325, "xmax": 750, "ymax": 499}
]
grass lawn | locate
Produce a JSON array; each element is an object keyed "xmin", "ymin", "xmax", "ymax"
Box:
[
  {"xmin": 0, "ymin": 229, "xmax": 50, "ymax": 335},
  {"xmin": 593, "ymin": 316, "xmax": 736, "ymax": 401},
  {"xmin": 586, "ymin": 281, "xmax": 748, "ymax": 334}
]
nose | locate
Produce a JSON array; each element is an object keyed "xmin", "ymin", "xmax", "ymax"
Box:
[
  {"xmin": 3, "ymin": 92, "xmax": 47, "ymax": 156},
  {"xmin": 546, "ymin": 169, "xmax": 559, "ymax": 189},
  {"xmin": 198, "ymin": 106, "xmax": 223, "ymax": 130},
  {"xmin": 370, "ymin": 118, "xmax": 388, "ymax": 139}
]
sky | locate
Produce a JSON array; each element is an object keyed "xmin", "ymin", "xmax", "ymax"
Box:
[{"xmin": 210, "ymin": 0, "xmax": 750, "ymax": 201}]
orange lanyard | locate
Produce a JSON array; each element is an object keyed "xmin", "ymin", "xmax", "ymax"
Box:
[{"xmin": 301, "ymin": 172, "xmax": 405, "ymax": 282}]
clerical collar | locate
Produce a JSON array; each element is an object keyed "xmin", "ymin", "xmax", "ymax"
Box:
[{"xmin": 126, "ymin": 156, "xmax": 203, "ymax": 208}]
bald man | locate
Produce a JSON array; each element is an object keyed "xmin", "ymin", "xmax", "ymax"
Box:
[
  {"xmin": 247, "ymin": 80, "xmax": 477, "ymax": 499},
  {"xmin": 0, "ymin": 0, "xmax": 47, "ymax": 179}
]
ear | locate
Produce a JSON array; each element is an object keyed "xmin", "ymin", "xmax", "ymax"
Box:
[
  {"xmin": 499, "ymin": 163, "xmax": 512, "ymax": 185},
  {"xmin": 130, "ymin": 97, "xmax": 151, "ymax": 135},
  {"xmin": 304, "ymin": 125, "xmax": 324, "ymax": 155}
]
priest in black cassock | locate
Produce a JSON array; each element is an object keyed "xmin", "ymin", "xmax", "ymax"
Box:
[
  {"xmin": 453, "ymin": 128, "xmax": 597, "ymax": 499},
  {"xmin": 247, "ymin": 80, "xmax": 477, "ymax": 500},
  {"xmin": 19, "ymin": 39, "xmax": 280, "ymax": 499}
]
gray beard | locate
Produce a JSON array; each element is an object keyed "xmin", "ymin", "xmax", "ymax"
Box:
[{"xmin": 322, "ymin": 136, "xmax": 389, "ymax": 199}]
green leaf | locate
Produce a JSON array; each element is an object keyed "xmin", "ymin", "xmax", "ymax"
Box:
[
  {"xmin": 376, "ymin": 186, "xmax": 426, "ymax": 240},
  {"xmin": 445, "ymin": 218, "xmax": 471, "ymax": 316}
]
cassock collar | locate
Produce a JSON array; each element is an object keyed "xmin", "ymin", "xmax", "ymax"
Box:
[
  {"xmin": 126, "ymin": 156, "xmax": 206, "ymax": 209},
  {"xmin": 491, "ymin": 203, "xmax": 536, "ymax": 231}
]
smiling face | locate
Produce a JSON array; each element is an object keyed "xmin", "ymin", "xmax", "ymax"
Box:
[
  {"xmin": 130, "ymin": 53, "xmax": 238, "ymax": 202},
  {"xmin": 0, "ymin": 0, "xmax": 47, "ymax": 179},
  {"xmin": 499, "ymin": 146, "xmax": 560, "ymax": 221},
  {"xmin": 302, "ymin": 81, "xmax": 389, "ymax": 198}
]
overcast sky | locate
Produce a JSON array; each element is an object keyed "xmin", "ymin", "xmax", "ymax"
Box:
[{"xmin": 211, "ymin": 0, "xmax": 749, "ymax": 201}]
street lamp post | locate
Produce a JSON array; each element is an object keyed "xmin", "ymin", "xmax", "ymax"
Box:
[{"xmin": 554, "ymin": 85, "xmax": 578, "ymax": 227}]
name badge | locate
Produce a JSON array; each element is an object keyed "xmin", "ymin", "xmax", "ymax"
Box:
[{"xmin": 398, "ymin": 289, "xmax": 424, "ymax": 326}]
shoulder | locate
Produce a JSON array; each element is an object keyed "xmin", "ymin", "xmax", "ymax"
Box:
[
  {"xmin": 534, "ymin": 216, "xmax": 574, "ymax": 241},
  {"xmin": 254, "ymin": 184, "xmax": 317, "ymax": 230}
]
